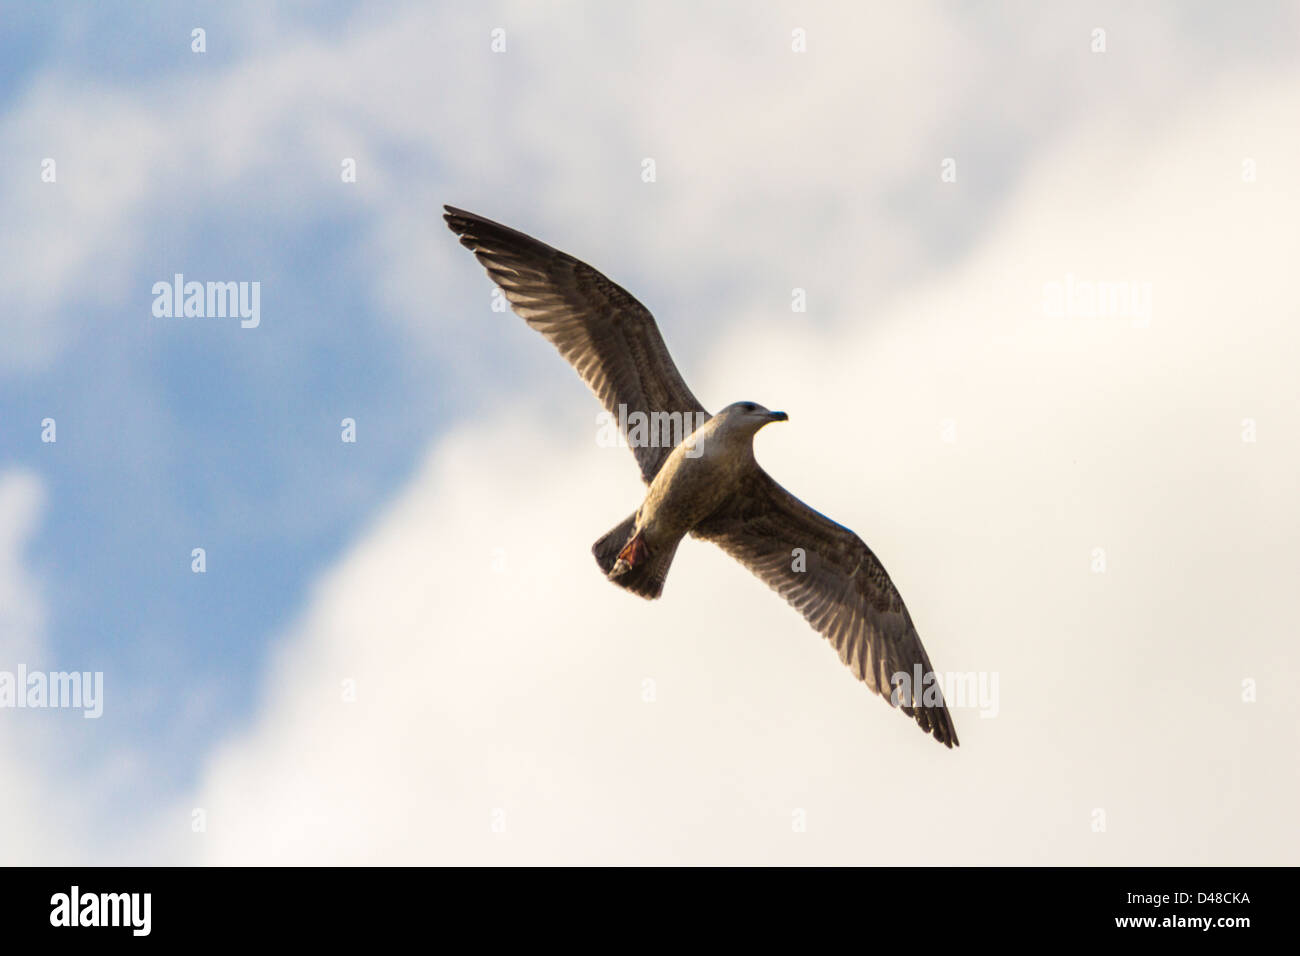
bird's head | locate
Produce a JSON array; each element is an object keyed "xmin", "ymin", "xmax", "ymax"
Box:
[{"xmin": 718, "ymin": 401, "xmax": 789, "ymax": 435}]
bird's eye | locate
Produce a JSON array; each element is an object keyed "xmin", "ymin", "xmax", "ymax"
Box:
[{"xmin": 742, "ymin": 402, "xmax": 757, "ymax": 412}]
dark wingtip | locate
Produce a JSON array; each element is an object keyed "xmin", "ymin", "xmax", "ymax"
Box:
[
  {"xmin": 444, "ymin": 205, "xmax": 486, "ymax": 238},
  {"xmin": 909, "ymin": 701, "xmax": 959, "ymax": 748},
  {"xmin": 443, "ymin": 206, "xmax": 548, "ymax": 257},
  {"xmin": 935, "ymin": 711, "xmax": 959, "ymax": 748},
  {"xmin": 443, "ymin": 205, "xmax": 470, "ymax": 234}
]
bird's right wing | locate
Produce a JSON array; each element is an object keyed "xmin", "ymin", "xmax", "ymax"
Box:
[
  {"xmin": 444, "ymin": 206, "xmax": 708, "ymax": 483},
  {"xmin": 692, "ymin": 468, "xmax": 959, "ymax": 747}
]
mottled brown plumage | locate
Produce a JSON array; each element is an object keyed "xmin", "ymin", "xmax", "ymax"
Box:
[{"xmin": 445, "ymin": 205, "xmax": 958, "ymax": 748}]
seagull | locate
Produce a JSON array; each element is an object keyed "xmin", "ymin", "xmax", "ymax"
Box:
[{"xmin": 444, "ymin": 206, "xmax": 958, "ymax": 748}]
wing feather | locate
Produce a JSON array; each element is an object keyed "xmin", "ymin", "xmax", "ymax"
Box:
[
  {"xmin": 444, "ymin": 206, "xmax": 707, "ymax": 482},
  {"xmin": 693, "ymin": 469, "xmax": 959, "ymax": 747}
]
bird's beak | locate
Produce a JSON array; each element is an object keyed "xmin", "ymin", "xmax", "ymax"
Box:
[{"xmin": 768, "ymin": 411, "xmax": 789, "ymax": 422}]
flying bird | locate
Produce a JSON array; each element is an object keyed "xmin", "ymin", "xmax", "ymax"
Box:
[{"xmin": 444, "ymin": 205, "xmax": 958, "ymax": 748}]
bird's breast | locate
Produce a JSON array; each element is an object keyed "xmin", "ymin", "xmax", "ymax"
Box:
[{"xmin": 640, "ymin": 442, "xmax": 742, "ymax": 538}]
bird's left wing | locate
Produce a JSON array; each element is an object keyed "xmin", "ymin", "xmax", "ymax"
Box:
[
  {"xmin": 444, "ymin": 206, "xmax": 708, "ymax": 483},
  {"xmin": 692, "ymin": 469, "xmax": 959, "ymax": 747}
]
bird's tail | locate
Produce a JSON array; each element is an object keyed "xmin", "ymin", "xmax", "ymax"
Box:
[{"xmin": 592, "ymin": 513, "xmax": 679, "ymax": 600}]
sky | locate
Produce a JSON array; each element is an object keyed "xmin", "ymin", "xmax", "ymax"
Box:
[{"xmin": 1, "ymin": 0, "xmax": 1297, "ymax": 865}]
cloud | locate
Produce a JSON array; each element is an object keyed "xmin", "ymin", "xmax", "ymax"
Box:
[
  {"xmin": 0, "ymin": 470, "xmax": 80, "ymax": 864},
  {"xmin": 0, "ymin": 471, "xmax": 45, "ymax": 663},
  {"xmin": 12, "ymin": 1, "xmax": 1284, "ymax": 378},
  {"xmin": 169, "ymin": 65, "xmax": 1300, "ymax": 864}
]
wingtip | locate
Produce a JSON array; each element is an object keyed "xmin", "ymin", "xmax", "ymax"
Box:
[
  {"xmin": 935, "ymin": 714, "xmax": 959, "ymax": 749},
  {"xmin": 443, "ymin": 205, "xmax": 476, "ymax": 234},
  {"xmin": 912, "ymin": 702, "xmax": 959, "ymax": 748},
  {"xmin": 444, "ymin": 208, "xmax": 486, "ymax": 247},
  {"xmin": 443, "ymin": 205, "xmax": 507, "ymax": 242}
]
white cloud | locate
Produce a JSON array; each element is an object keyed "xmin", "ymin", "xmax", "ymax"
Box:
[
  {"xmin": 10, "ymin": 1, "xmax": 1279, "ymax": 377},
  {"xmin": 164, "ymin": 66, "xmax": 1300, "ymax": 864},
  {"xmin": 0, "ymin": 470, "xmax": 82, "ymax": 864}
]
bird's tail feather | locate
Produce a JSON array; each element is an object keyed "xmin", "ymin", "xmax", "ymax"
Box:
[
  {"xmin": 593, "ymin": 513, "xmax": 638, "ymax": 574},
  {"xmin": 592, "ymin": 514, "xmax": 678, "ymax": 600}
]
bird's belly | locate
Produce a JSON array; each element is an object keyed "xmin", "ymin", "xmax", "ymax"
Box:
[{"xmin": 639, "ymin": 455, "xmax": 735, "ymax": 540}]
